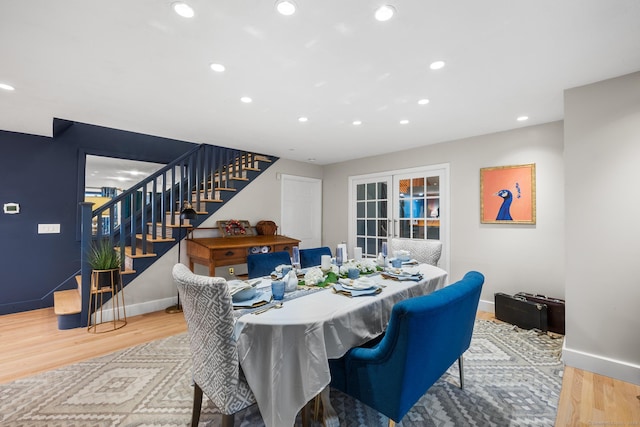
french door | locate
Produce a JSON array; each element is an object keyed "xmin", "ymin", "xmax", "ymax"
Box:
[{"xmin": 349, "ymin": 164, "xmax": 449, "ymax": 271}]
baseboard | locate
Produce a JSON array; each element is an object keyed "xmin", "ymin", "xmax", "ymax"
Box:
[
  {"xmin": 562, "ymin": 344, "xmax": 640, "ymax": 386},
  {"xmin": 95, "ymin": 297, "xmax": 177, "ymax": 322},
  {"xmin": 478, "ymin": 298, "xmax": 495, "ymax": 314}
]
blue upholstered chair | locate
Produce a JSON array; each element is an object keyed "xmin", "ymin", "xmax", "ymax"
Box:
[
  {"xmin": 172, "ymin": 264, "xmax": 258, "ymax": 427},
  {"xmin": 328, "ymin": 271, "xmax": 484, "ymax": 426},
  {"xmin": 299, "ymin": 246, "xmax": 332, "ymax": 268},
  {"xmin": 246, "ymin": 251, "xmax": 292, "ymax": 279}
]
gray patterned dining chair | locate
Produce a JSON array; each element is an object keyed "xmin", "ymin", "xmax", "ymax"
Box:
[
  {"xmin": 172, "ymin": 263, "xmax": 257, "ymax": 427},
  {"xmin": 389, "ymin": 238, "xmax": 443, "ymax": 266}
]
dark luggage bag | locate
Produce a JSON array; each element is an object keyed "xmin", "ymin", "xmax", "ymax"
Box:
[
  {"xmin": 494, "ymin": 293, "xmax": 548, "ymax": 332},
  {"xmin": 515, "ymin": 292, "xmax": 565, "ymax": 335}
]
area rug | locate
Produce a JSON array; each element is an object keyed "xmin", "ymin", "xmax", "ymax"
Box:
[{"xmin": 0, "ymin": 320, "xmax": 563, "ymax": 426}]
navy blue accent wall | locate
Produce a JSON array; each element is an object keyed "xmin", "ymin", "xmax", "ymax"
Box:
[{"xmin": 0, "ymin": 120, "xmax": 197, "ymax": 315}]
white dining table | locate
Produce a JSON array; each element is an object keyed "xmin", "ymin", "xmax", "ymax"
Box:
[{"xmin": 233, "ymin": 263, "xmax": 448, "ymax": 427}]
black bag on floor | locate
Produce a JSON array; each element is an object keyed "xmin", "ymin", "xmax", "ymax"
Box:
[
  {"xmin": 515, "ymin": 293, "xmax": 565, "ymax": 334},
  {"xmin": 494, "ymin": 293, "xmax": 548, "ymax": 332}
]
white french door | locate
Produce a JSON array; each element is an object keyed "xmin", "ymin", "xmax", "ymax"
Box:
[{"xmin": 349, "ymin": 164, "xmax": 449, "ymax": 272}]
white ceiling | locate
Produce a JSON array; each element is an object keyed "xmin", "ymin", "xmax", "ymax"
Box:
[{"xmin": 1, "ymin": 1, "xmax": 640, "ymax": 165}]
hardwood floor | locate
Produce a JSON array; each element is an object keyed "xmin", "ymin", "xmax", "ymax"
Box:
[{"xmin": 1, "ymin": 308, "xmax": 638, "ymax": 426}]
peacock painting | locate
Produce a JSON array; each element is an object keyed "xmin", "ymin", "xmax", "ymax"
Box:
[
  {"xmin": 481, "ymin": 164, "xmax": 536, "ymax": 224},
  {"xmin": 495, "ymin": 189, "xmax": 513, "ymax": 221}
]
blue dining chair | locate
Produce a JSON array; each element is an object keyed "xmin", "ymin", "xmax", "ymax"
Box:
[
  {"xmin": 299, "ymin": 246, "xmax": 332, "ymax": 268},
  {"xmin": 246, "ymin": 251, "xmax": 292, "ymax": 279},
  {"xmin": 328, "ymin": 271, "xmax": 484, "ymax": 426}
]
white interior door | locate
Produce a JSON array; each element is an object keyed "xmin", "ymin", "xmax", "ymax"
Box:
[{"xmin": 280, "ymin": 175, "xmax": 322, "ymax": 249}]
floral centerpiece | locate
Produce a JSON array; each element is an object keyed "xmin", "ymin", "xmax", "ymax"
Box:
[{"xmin": 302, "ymin": 258, "xmax": 381, "ymax": 287}]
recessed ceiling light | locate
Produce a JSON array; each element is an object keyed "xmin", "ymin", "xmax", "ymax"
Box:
[
  {"xmin": 352, "ymin": 120, "xmax": 362, "ymax": 126},
  {"xmin": 276, "ymin": 0, "xmax": 296, "ymax": 16},
  {"xmin": 240, "ymin": 96, "xmax": 252, "ymax": 103},
  {"xmin": 400, "ymin": 119, "xmax": 409, "ymax": 125},
  {"xmin": 210, "ymin": 63, "xmax": 225, "ymax": 72},
  {"xmin": 298, "ymin": 117, "xmax": 308, "ymax": 122},
  {"xmin": 517, "ymin": 116, "xmax": 529, "ymax": 122},
  {"xmin": 308, "ymin": 158, "xmax": 316, "ymax": 162},
  {"xmin": 430, "ymin": 60, "xmax": 445, "ymax": 70},
  {"xmin": 418, "ymin": 98, "xmax": 430, "ymax": 105},
  {"xmin": 375, "ymin": 5, "xmax": 396, "ymax": 21},
  {"xmin": 172, "ymin": 2, "xmax": 194, "ymax": 18},
  {"xmin": 0, "ymin": 83, "xmax": 15, "ymax": 91}
]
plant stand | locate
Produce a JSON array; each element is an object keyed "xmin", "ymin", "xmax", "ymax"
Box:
[{"xmin": 88, "ymin": 268, "xmax": 127, "ymax": 333}]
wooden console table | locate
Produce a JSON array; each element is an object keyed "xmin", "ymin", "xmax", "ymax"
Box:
[{"xmin": 186, "ymin": 235, "xmax": 300, "ymax": 276}]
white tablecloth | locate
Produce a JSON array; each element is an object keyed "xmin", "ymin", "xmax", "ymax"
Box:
[{"xmin": 234, "ymin": 264, "xmax": 448, "ymax": 427}]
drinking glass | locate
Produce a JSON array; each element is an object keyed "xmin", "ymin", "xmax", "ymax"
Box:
[
  {"xmin": 291, "ymin": 247, "xmax": 300, "ymax": 269},
  {"xmin": 271, "ymin": 280, "xmax": 285, "ymax": 301},
  {"xmin": 381, "ymin": 242, "xmax": 388, "ymax": 258}
]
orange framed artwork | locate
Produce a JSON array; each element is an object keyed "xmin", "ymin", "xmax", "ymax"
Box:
[{"xmin": 480, "ymin": 163, "xmax": 536, "ymax": 224}]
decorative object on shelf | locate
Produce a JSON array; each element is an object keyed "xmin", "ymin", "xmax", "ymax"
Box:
[
  {"xmin": 480, "ymin": 163, "xmax": 536, "ymax": 224},
  {"xmin": 166, "ymin": 201, "xmax": 198, "ymax": 314},
  {"xmin": 256, "ymin": 220, "xmax": 278, "ymax": 235},
  {"xmin": 217, "ymin": 220, "xmax": 254, "ymax": 237}
]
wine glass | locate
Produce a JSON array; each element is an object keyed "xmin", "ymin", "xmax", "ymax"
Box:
[
  {"xmin": 381, "ymin": 242, "xmax": 388, "ymax": 258},
  {"xmin": 291, "ymin": 246, "xmax": 301, "ymax": 270}
]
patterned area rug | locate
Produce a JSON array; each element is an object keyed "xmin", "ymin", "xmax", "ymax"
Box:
[{"xmin": 0, "ymin": 320, "xmax": 563, "ymax": 426}]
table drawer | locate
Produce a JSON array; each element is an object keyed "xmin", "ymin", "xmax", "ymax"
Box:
[{"xmin": 212, "ymin": 248, "xmax": 246, "ymax": 263}]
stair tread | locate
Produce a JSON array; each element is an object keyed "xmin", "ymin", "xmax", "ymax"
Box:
[
  {"xmin": 117, "ymin": 247, "xmax": 157, "ymax": 258},
  {"xmin": 147, "ymin": 222, "xmax": 194, "ymax": 228},
  {"xmin": 136, "ymin": 234, "xmax": 175, "ymax": 243},
  {"xmin": 54, "ymin": 289, "xmax": 81, "ymax": 315}
]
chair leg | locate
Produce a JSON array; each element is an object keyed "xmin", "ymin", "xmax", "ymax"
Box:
[
  {"xmin": 388, "ymin": 419, "xmax": 396, "ymax": 427},
  {"xmin": 458, "ymin": 355, "xmax": 464, "ymax": 389},
  {"xmin": 191, "ymin": 383, "xmax": 203, "ymax": 427},
  {"xmin": 221, "ymin": 413, "xmax": 235, "ymax": 427}
]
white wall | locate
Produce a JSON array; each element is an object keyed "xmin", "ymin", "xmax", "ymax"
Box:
[
  {"xmin": 322, "ymin": 121, "xmax": 566, "ymax": 312},
  {"xmin": 563, "ymin": 71, "xmax": 640, "ymax": 385}
]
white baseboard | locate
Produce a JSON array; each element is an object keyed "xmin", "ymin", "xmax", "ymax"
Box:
[
  {"xmin": 478, "ymin": 298, "xmax": 495, "ymax": 314},
  {"xmin": 562, "ymin": 344, "xmax": 640, "ymax": 386},
  {"xmin": 93, "ymin": 297, "xmax": 177, "ymax": 323}
]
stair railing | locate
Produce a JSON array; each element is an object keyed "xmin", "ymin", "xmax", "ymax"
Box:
[{"xmin": 79, "ymin": 144, "xmax": 260, "ymax": 327}]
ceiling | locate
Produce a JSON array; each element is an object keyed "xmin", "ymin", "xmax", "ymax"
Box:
[{"xmin": 2, "ymin": 1, "xmax": 640, "ymax": 165}]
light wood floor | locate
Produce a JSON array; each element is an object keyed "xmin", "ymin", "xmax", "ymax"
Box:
[{"xmin": 1, "ymin": 309, "xmax": 638, "ymax": 426}]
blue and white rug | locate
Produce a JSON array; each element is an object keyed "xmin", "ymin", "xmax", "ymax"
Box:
[{"xmin": 0, "ymin": 319, "xmax": 563, "ymax": 426}]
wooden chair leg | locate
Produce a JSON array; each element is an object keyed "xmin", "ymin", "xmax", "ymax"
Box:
[
  {"xmin": 458, "ymin": 355, "xmax": 464, "ymax": 389},
  {"xmin": 221, "ymin": 413, "xmax": 235, "ymax": 427},
  {"xmin": 191, "ymin": 383, "xmax": 203, "ymax": 427},
  {"xmin": 388, "ymin": 419, "xmax": 396, "ymax": 427}
]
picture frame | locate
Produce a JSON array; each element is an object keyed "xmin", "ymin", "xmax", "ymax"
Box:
[{"xmin": 480, "ymin": 163, "xmax": 536, "ymax": 224}]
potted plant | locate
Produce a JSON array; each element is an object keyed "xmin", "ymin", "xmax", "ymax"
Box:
[{"xmin": 88, "ymin": 239, "xmax": 121, "ymax": 288}]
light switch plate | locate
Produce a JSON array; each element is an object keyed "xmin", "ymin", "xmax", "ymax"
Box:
[{"xmin": 38, "ymin": 224, "xmax": 61, "ymax": 234}]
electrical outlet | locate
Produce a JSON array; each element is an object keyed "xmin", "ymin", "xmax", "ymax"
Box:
[{"xmin": 228, "ymin": 267, "xmax": 234, "ymax": 276}]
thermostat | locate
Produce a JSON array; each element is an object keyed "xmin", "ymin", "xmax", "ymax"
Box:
[{"xmin": 3, "ymin": 203, "xmax": 20, "ymax": 214}]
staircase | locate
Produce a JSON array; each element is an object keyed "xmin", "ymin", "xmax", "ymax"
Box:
[{"xmin": 53, "ymin": 145, "xmax": 276, "ymax": 329}]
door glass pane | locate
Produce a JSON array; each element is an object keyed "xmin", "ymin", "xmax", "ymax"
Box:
[
  {"xmin": 357, "ymin": 184, "xmax": 366, "ymax": 200},
  {"xmin": 411, "ymin": 177, "xmax": 424, "ymax": 197},
  {"xmin": 377, "ymin": 220, "xmax": 387, "ymax": 237},
  {"xmin": 399, "ymin": 219, "xmax": 411, "ymax": 238},
  {"xmin": 366, "ymin": 201, "xmax": 376, "ymax": 217},
  {"xmin": 378, "ymin": 200, "xmax": 387, "ymax": 217},
  {"xmin": 357, "ymin": 201, "xmax": 365, "ymax": 217},
  {"xmin": 377, "ymin": 182, "xmax": 387, "ymax": 199},
  {"xmin": 356, "ymin": 220, "xmax": 365, "ymax": 235},
  {"xmin": 366, "ymin": 183, "xmax": 376, "ymax": 199},
  {"xmin": 366, "ymin": 220, "xmax": 376, "ymax": 236}
]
